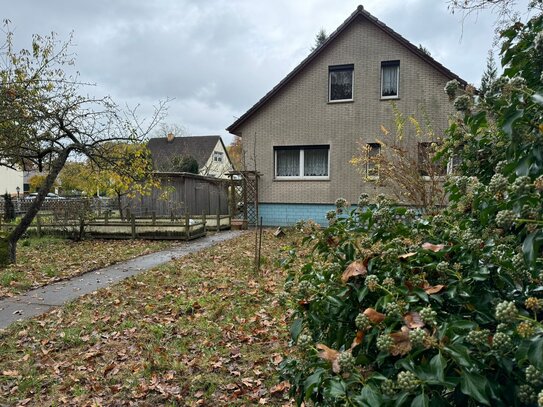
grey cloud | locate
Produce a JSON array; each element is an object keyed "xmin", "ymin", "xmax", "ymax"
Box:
[{"xmin": 2, "ymin": 0, "xmax": 529, "ymax": 145}]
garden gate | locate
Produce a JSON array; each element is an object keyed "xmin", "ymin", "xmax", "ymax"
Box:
[{"xmin": 228, "ymin": 171, "xmax": 260, "ymax": 227}]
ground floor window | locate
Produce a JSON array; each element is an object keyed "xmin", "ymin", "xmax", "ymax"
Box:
[
  {"xmin": 418, "ymin": 142, "xmax": 447, "ymax": 177},
  {"xmin": 275, "ymin": 146, "xmax": 329, "ymax": 179},
  {"xmin": 366, "ymin": 142, "xmax": 381, "ymax": 178}
]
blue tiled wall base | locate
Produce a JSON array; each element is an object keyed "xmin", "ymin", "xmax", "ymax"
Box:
[{"xmin": 258, "ymin": 203, "xmax": 336, "ymax": 226}]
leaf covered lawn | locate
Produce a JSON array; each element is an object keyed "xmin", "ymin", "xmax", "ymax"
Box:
[
  {"xmin": 0, "ymin": 230, "xmax": 300, "ymax": 406},
  {"xmin": 0, "ymin": 238, "xmax": 174, "ymax": 298}
]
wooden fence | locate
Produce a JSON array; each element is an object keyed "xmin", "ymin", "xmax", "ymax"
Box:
[
  {"xmin": 123, "ymin": 172, "xmax": 230, "ymax": 218},
  {"xmin": 0, "ymin": 212, "xmax": 231, "ymax": 240}
]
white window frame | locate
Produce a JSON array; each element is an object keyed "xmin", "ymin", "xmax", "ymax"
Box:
[
  {"xmin": 329, "ymin": 65, "xmax": 354, "ymax": 103},
  {"xmin": 274, "ymin": 146, "xmax": 330, "ymax": 180},
  {"xmin": 380, "ymin": 61, "xmax": 400, "ymax": 100},
  {"xmin": 213, "ymin": 151, "xmax": 224, "ymax": 162}
]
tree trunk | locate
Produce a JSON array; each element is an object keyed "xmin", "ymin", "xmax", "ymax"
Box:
[
  {"xmin": 6, "ymin": 149, "xmax": 70, "ymax": 264},
  {"xmin": 117, "ymin": 193, "xmax": 123, "ymax": 221}
]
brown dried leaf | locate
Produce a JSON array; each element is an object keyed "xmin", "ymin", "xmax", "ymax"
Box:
[
  {"xmin": 403, "ymin": 312, "xmax": 425, "ymax": 329},
  {"xmin": 341, "ymin": 260, "xmax": 367, "ymax": 283},
  {"xmin": 316, "ymin": 344, "xmax": 342, "ymax": 373},
  {"xmin": 270, "ymin": 381, "xmax": 290, "ymax": 394},
  {"xmin": 363, "ymin": 308, "xmax": 385, "ymax": 324},
  {"xmin": 390, "ymin": 326, "xmax": 412, "ymax": 356},
  {"xmin": 421, "ymin": 242, "xmax": 445, "ymax": 252},
  {"xmin": 398, "ymin": 252, "xmax": 417, "ymax": 259},
  {"xmin": 423, "ymin": 284, "xmax": 445, "ymax": 294},
  {"xmin": 316, "ymin": 344, "xmax": 339, "ymax": 362},
  {"xmin": 350, "ymin": 330, "xmax": 365, "ymax": 350},
  {"xmin": 1, "ymin": 370, "xmax": 20, "ymax": 377}
]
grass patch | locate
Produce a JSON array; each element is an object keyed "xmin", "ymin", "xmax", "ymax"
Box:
[
  {"xmin": 0, "ymin": 237, "xmax": 175, "ymax": 298},
  {"xmin": 0, "ymin": 230, "xmax": 303, "ymax": 405}
]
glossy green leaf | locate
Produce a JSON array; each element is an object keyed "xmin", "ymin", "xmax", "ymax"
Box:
[
  {"xmin": 460, "ymin": 371, "xmax": 490, "ymax": 405},
  {"xmin": 411, "ymin": 393, "xmax": 429, "ymax": 407},
  {"xmin": 290, "ymin": 318, "xmax": 303, "ymax": 341},
  {"xmin": 429, "ymin": 353, "xmax": 446, "ymax": 382}
]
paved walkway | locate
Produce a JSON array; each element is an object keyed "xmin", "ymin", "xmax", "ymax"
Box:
[{"xmin": 0, "ymin": 230, "xmax": 244, "ymax": 329}]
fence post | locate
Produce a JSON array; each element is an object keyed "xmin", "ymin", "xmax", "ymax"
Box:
[
  {"xmin": 36, "ymin": 214, "xmax": 42, "ymax": 238},
  {"xmin": 216, "ymin": 213, "xmax": 221, "ymax": 232},
  {"xmin": 185, "ymin": 213, "xmax": 190, "ymax": 240},
  {"xmin": 105, "ymin": 211, "xmax": 109, "ymax": 225},
  {"xmin": 131, "ymin": 214, "xmax": 136, "ymax": 239},
  {"xmin": 79, "ymin": 213, "xmax": 85, "ymax": 240},
  {"xmin": 152, "ymin": 211, "xmax": 156, "ymax": 226},
  {"xmin": 202, "ymin": 212, "xmax": 207, "ymax": 233}
]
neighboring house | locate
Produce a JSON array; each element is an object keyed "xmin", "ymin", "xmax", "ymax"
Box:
[
  {"xmin": 227, "ymin": 5, "xmax": 466, "ymax": 226},
  {"xmin": 0, "ymin": 166, "xmax": 24, "ymax": 196},
  {"xmin": 148, "ymin": 135, "xmax": 234, "ymax": 179}
]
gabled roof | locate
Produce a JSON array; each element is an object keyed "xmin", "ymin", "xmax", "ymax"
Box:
[
  {"xmin": 227, "ymin": 5, "xmax": 467, "ymax": 135},
  {"xmin": 148, "ymin": 135, "xmax": 228, "ymax": 170}
]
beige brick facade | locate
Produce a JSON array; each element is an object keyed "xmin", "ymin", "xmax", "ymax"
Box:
[{"xmin": 230, "ymin": 11, "xmax": 460, "ymax": 205}]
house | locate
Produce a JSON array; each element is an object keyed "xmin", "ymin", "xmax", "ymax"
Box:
[
  {"xmin": 0, "ymin": 166, "xmax": 24, "ymax": 197},
  {"xmin": 227, "ymin": 5, "xmax": 466, "ymax": 226},
  {"xmin": 147, "ymin": 135, "xmax": 234, "ymax": 179}
]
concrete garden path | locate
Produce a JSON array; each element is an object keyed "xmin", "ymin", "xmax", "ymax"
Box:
[{"xmin": 0, "ymin": 230, "xmax": 244, "ymax": 329}]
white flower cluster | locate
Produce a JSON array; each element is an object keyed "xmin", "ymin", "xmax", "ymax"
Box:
[
  {"xmin": 534, "ymin": 30, "xmax": 543, "ymax": 51},
  {"xmin": 454, "ymin": 95, "xmax": 472, "ymax": 112}
]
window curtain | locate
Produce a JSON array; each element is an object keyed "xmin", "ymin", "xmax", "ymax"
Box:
[
  {"xmin": 382, "ymin": 65, "xmax": 398, "ymax": 96},
  {"xmin": 276, "ymin": 149, "xmax": 300, "ymax": 176},
  {"xmin": 304, "ymin": 149, "xmax": 328, "ymax": 176}
]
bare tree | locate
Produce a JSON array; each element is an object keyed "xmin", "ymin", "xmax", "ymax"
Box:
[
  {"xmin": 0, "ymin": 25, "xmax": 167, "ymax": 263},
  {"xmin": 350, "ymin": 105, "xmax": 448, "ymax": 211}
]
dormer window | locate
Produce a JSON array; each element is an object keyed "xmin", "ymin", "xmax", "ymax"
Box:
[
  {"xmin": 213, "ymin": 151, "xmax": 224, "ymax": 162},
  {"xmin": 329, "ymin": 64, "xmax": 354, "ymax": 102},
  {"xmin": 381, "ymin": 61, "xmax": 400, "ymax": 99}
]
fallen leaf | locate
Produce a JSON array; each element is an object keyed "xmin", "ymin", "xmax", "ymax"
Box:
[
  {"xmin": 390, "ymin": 326, "xmax": 412, "ymax": 356},
  {"xmin": 270, "ymin": 381, "xmax": 290, "ymax": 394},
  {"xmin": 403, "ymin": 312, "xmax": 424, "ymax": 329},
  {"xmin": 341, "ymin": 260, "xmax": 367, "ymax": 283},
  {"xmin": 350, "ymin": 330, "xmax": 365, "ymax": 350},
  {"xmin": 398, "ymin": 252, "xmax": 416, "ymax": 259},
  {"xmin": 423, "ymin": 284, "xmax": 445, "ymax": 294},
  {"xmin": 2, "ymin": 370, "xmax": 20, "ymax": 377},
  {"xmin": 421, "ymin": 242, "xmax": 445, "ymax": 252},
  {"xmin": 317, "ymin": 344, "xmax": 341, "ymax": 373},
  {"xmin": 363, "ymin": 308, "xmax": 385, "ymax": 324},
  {"xmin": 316, "ymin": 344, "xmax": 339, "ymax": 362}
]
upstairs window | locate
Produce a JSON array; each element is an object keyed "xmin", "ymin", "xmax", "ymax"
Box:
[
  {"xmin": 366, "ymin": 143, "xmax": 381, "ymax": 178},
  {"xmin": 418, "ymin": 142, "xmax": 447, "ymax": 177},
  {"xmin": 329, "ymin": 64, "xmax": 354, "ymax": 101},
  {"xmin": 275, "ymin": 146, "xmax": 329, "ymax": 179},
  {"xmin": 381, "ymin": 61, "xmax": 400, "ymax": 99},
  {"xmin": 213, "ymin": 151, "xmax": 224, "ymax": 162}
]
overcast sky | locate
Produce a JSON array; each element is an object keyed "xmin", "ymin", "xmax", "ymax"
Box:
[{"xmin": 2, "ymin": 0, "xmax": 530, "ymax": 144}]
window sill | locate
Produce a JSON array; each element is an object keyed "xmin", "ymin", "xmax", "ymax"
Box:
[
  {"xmin": 365, "ymin": 176, "xmax": 380, "ymax": 181},
  {"xmin": 274, "ymin": 177, "xmax": 330, "ymax": 182},
  {"xmin": 328, "ymin": 99, "xmax": 354, "ymax": 104},
  {"xmin": 380, "ymin": 96, "xmax": 400, "ymax": 101}
]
